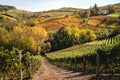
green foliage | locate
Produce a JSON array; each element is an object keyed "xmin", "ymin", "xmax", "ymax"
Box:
[
  {"xmin": 95, "ymin": 28, "xmax": 114, "ymax": 40},
  {"xmin": 92, "ymin": 3, "xmax": 99, "ymax": 16},
  {"xmin": 47, "ymin": 35, "xmax": 120, "ymax": 73},
  {"xmin": 106, "ymin": 18, "xmax": 117, "ymax": 25},
  {"xmin": 0, "ymin": 48, "xmax": 42, "ymax": 79},
  {"xmin": 51, "ymin": 26, "xmax": 96, "ymax": 51},
  {"xmin": 109, "ymin": 26, "xmax": 120, "ymax": 37},
  {"xmin": 98, "ymin": 44, "xmax": 120, "ymax": 73},
  {"xmin": 30, "ymin": 56, "xmax": 42, "ymax": 75},
  {"xmin": 0, "ymin": 48, "xmax": 19, "ymax": 79},
  {"xmin": 0, "ymin": 5, "xmax": 16, "ymax": 12},
  {"xmin": 109, "ymin": 12, "xmax": 120, "ymax": 18}
]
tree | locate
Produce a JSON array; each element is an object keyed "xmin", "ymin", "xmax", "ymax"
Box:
[
  {"xmin": 0, "ymin": 26, "xmax": 48, "ymax": 54},
  {"xmin": 79, "ymin": 10, "xmax": 88, "ymax": 18},
  {"xmin": 30, "ymin": 26, "xmax": 48, "ymax": 52},
  {"xmin": 93, "ymin": 3, "xmax": 99, "ymax": 16},
  {"xmin": 107, "ymin": 5, "xmax": 115, "ymax": 14},
  {"xmin": 88, "ymin": 6, "xmax": 93, "ymax": 16},
  {"xmin": 51, "ymin": 26, "xmax": 96, "ymax": 51},
  {"xmin": 4, "ymin": 20, "xmax": 17, "ymax": 30},
  {"xmin": 0, "ymin": 27, "xmax": 8, "ymax": 48}
]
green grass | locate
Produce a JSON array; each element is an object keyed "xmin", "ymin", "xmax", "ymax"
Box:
[
  {"xmin": 46, "ymin": 35, "xmax": 120, "ymax": 74},
  {"xmin": 46, "ymin": 40, "xmax": 102, "ymax": 60},
  {"xmin": 47, "ymin": 44, "xmax": 99, "ymax": 59},
  {"xmin": 46, "ymin": 35, "xmax": 120, "ymax": 60},
  {"xmin": 32, "ymin": 55, "xmax": 42, "ymax": 60},
  {"xmin": 108, "ymin": 12, "xmax": 120, "ymax": 18}
]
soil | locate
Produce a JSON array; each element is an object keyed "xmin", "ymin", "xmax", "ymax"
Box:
[{"xmin": 32, "ymin": 57, "xmax": 120, "ymax": 80}]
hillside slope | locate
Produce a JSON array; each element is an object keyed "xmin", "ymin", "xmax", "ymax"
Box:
[{"xmin": 0, "ymin": 5, "xmax": 16, "ymax": 11}]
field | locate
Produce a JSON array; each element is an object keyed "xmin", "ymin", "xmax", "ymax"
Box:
[
  {"xmin": 37, "ymin": 14, "xmax": 120, "ymax": 32},
  {"xmin": 108, "ymin": 12, "xmax": 120, "ymax": 18},
  {"xmin": 46, "ymin": 35, "xmax": 120, "ymax": 59}
]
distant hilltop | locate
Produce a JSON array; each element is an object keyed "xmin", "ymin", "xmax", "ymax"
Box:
[
  {"xmin": 44, "ymin": 3, "xmax": 120, "ymax": 12},
  {"xmin": 0, "ymin": 5, "xmax": 16, "ymax": 11},
  {"xmin": 48, "ymin": 7, "xmax": 83, "ymax": 12},
  {"xmin": 0, "ymin": 3, "xmax": 120, "ymax": 12}
]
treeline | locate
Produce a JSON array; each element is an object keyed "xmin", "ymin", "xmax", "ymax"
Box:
[
  {"xmin": 49, "ymin": 26, "xmax": 120, "ymax": 51},
  {"xmin": 0, "ymin": 5, "xmax": 16, "ymax": 12},
  {"xmin": 73, "ymin": 3, "xmax": 115, "ymax": 18},
  {"xmin": 0, "ymin": 26, "xmax": 47, "ymax": 54},
  {"xmin": 50, "ymin": 26, "xmax": 96, "ymax": 51}
]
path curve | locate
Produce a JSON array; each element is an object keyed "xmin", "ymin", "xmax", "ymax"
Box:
[{"xmin": 32, "ymin": 57, "xmax": 95, "ymax": 80}]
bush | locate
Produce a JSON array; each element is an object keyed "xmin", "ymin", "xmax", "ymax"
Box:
[{"xmin": 0, "ymin": 48, "xmax": 42, "ymax": 79}]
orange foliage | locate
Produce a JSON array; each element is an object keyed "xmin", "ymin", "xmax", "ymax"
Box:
[
  {"xmin": 87, "ymin": 19, "xmax": 101, "ymax": 26},
  {"xmin": 37, "ymin": 17, "xmax": 83, "ymax": 31}
]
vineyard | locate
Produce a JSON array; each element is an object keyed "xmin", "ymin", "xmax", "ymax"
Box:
[
  {"xmin": 46, "ymin": 35, "xmax": 120, "ymax": 75},
  {"xmin": 0, "ymin": 1, "xmax": 120, "ymax": 80},
  {"xmin": 0, "ymin": 48, "xmax": 42, "ymax": 80}
]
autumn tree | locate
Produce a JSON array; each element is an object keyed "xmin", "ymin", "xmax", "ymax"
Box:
[
  {"xmin": 4, "ymin": 20, "xmax": 17, "ymax": 30},
  {"xmin": 0, "ymin": 26, "xmax": 48, "ymax": 54},
  {"xmin": 51, "ymin": 26, "xmax": 96, "ymax": 51},
  {"xmin": 30, "ymin": 26, "xmax": 48, "ymax": 53},
  {"xmin": 0, "ymin": 27, "xmax": 8, "ymax": 47}
]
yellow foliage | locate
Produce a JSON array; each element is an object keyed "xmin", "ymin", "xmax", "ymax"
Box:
[
  {"xmin": 0, "ymin": 26, "xmax": 48, "ymax": 52},
  {"xmin": 90, "ymin": 34, "xmax": 97, "ymax": 41},
  {"xmin": 63, "ymin": 26, "xmax": 96, "ymax": 42},
  {"xmin": 31, "ymin": 26, "xmax": 47, "ymax": 45}
]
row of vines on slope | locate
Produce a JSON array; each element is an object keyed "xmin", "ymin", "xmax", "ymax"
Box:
[
  {"xmin": 0, "ymin": 48, "xmax": 42, "ymax": 80},
  {"xmin": 46, "ymin": 35, "xmax": 120, "ymax": 74}
]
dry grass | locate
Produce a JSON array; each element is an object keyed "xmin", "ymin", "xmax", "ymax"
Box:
[{"xmin": 87, "ymin": 19, "xmax": 101, "ymax": 26}]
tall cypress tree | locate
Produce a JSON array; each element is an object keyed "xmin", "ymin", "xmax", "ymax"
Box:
[{"xmin": 93, "ymin": 3, "xmax": 99, "ymax": 16}]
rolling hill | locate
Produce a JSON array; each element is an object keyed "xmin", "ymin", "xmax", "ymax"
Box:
[
  {"xmin": 0, "ymin": 3, "xmax": 120, "ymax": 32},
  {"xmin": 49, "ymin": 7, "xmax": 81, "ymax": 12},
  {"xmin": 0, "ymin": 5, "xmax": 16, "ymax": 11}
]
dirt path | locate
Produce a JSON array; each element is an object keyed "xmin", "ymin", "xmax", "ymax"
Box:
[{"xmin": 32, "ymin": 57, "xmax": 95, "ymax": 80}]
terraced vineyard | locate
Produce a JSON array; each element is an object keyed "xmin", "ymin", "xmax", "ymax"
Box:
[{"xmin": 46, "ymin": 35, "xmax": 120, "ymax": 73}]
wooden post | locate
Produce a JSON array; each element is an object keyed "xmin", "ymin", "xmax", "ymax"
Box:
[
  {"xmin": 96, "ymin": 51, "xmax": 99, "ymax": 79},
  {"xmin": 83, "ymin": 57, "xmax": 86, "ymax": 74},
  {"xmin": 75, "ymin": 57, "xmax": 77, "ymax": 71},
  {"xmin": 16, "ymin": 50, "xmax": 22, "ymax": 80},
  {"xmin": 19, "ymin": 50, "xmax": 22, "ymax": 80},
  {"xmin": 29, "ymin": 56, "xmax": 32, "ymax": 78}
]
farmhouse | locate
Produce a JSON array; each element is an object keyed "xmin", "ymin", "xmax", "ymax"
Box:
[{"xmin": 99, "ymin": 9, "xmax": 109, "ymax": 15}]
